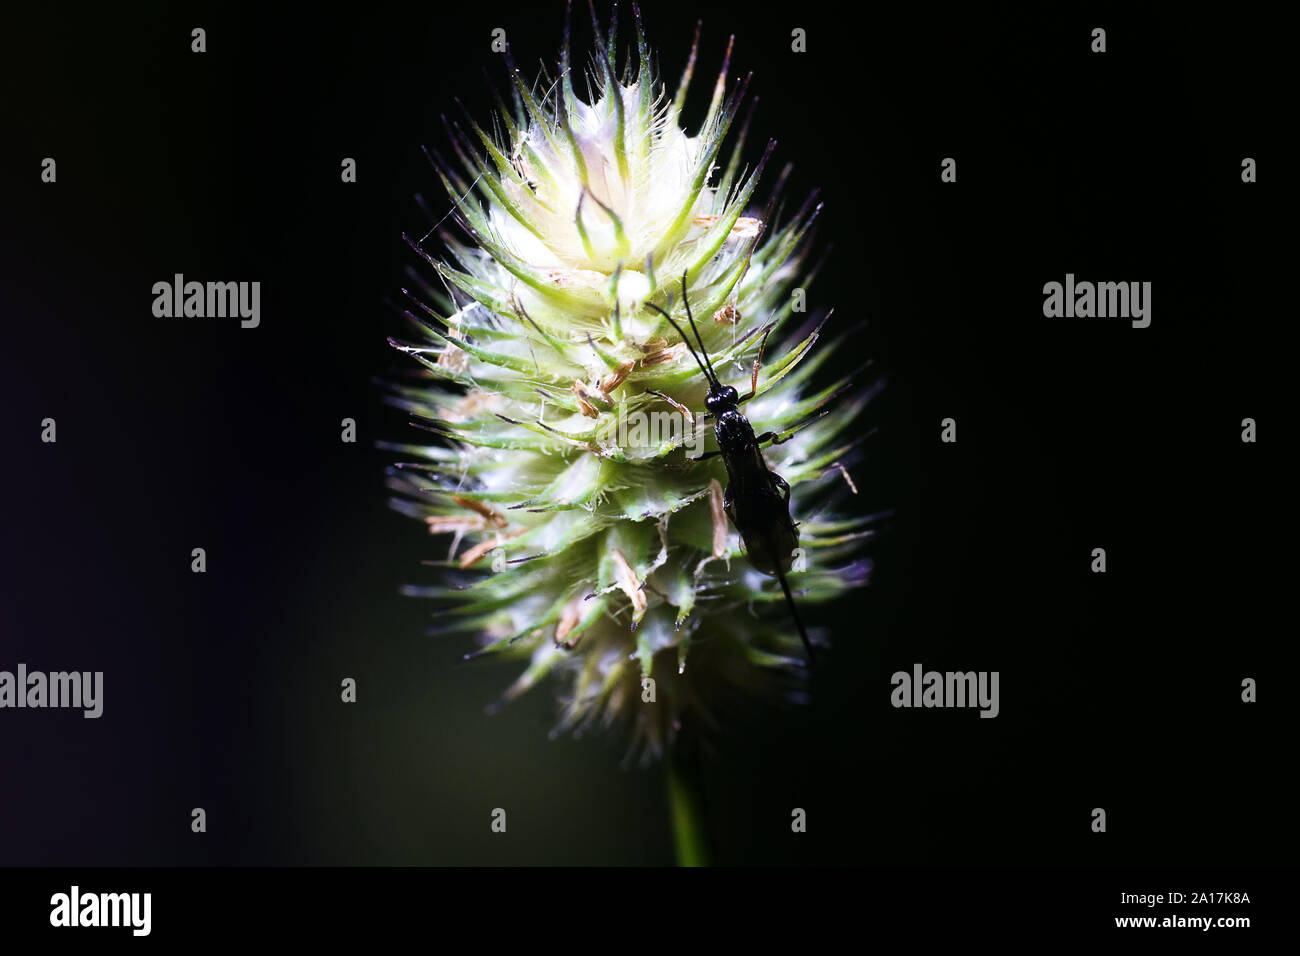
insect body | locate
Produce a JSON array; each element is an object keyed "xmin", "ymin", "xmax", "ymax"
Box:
[{"xmin": 647, "ymin": 277, "xmax": 816, "ymax": 664}]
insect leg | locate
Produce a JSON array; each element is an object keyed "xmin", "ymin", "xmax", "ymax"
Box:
[
  {"xmin": 736, "ymin": 326, "xmax": 773, "ymax": 402},
  {"xmin": 769, "ymin": 472, "xmax": 791, "ymax": 505},
  {"xmin": 755, "ymin": 409, "xmax": 833, "ymax": 448},
  {"xmin": 646, "ymin": 390, "xmax": 696, "ymax": 426}
]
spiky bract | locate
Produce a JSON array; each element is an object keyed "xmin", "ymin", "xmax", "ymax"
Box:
[{"xmin": 385, "ymin": 5, "xmax": 879, "ymax": 763}]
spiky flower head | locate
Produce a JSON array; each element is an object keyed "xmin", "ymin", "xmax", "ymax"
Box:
[{"xmin": 385, "ymin": 4, "xmax": 879, "ymax": 764}]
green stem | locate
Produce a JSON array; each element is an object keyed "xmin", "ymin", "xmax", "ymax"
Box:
[{"xmin": 667, "ymin": 747, "xmax": 708, "ymax": 867}]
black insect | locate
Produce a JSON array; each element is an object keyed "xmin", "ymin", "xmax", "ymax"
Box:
[{"xmin": 646, "ymin": 275, "xmax": 815, "ymax": 664}]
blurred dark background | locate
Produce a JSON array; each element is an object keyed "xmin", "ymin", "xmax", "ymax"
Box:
[{"xmin": 0, "ymin": 2, "xmax": 1287, "ymax": 865}]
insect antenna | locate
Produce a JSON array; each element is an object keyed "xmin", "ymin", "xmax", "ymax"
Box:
[
  {"xmin": 644, "ymin": 301, "xmax": 720, "ymax": 389},
  {"xmin": 773, "ymin": 563, "xmax": 816, "ymax": 665},
  {"xmin": 678, "ymin": 272, "xmax": 718, "ymax": 381}
]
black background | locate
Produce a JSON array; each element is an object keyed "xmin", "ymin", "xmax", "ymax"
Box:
[{"xmin": 1, "ymin": 1, "xmax": 1288, "ymax": 868}]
